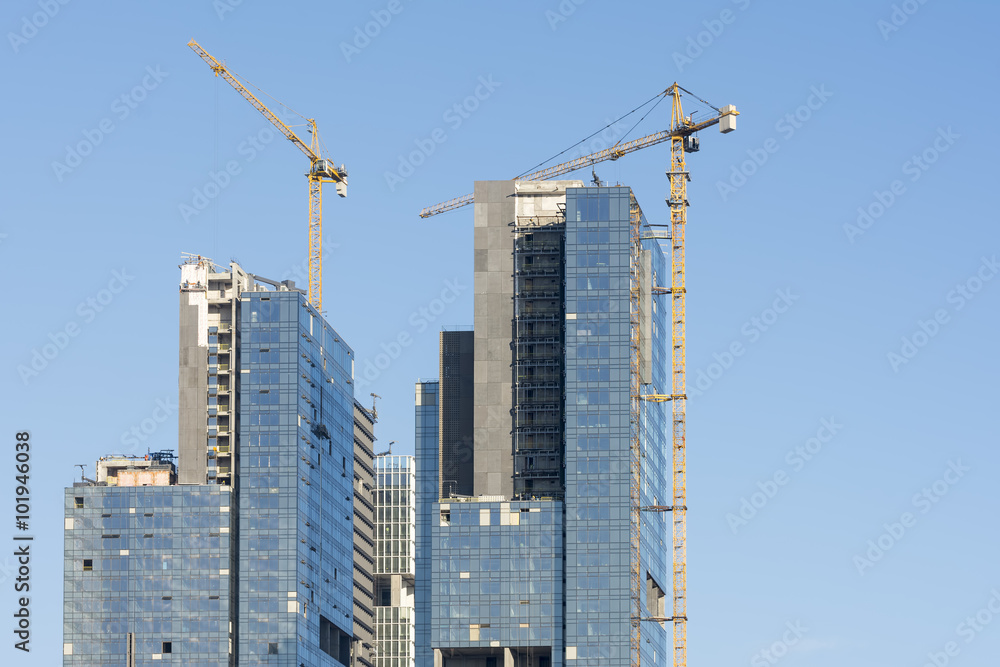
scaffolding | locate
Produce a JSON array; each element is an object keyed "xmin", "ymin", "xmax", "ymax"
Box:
[{"xmin": 511, "ymin": 214, "xmax": 567, "ymax": 499}]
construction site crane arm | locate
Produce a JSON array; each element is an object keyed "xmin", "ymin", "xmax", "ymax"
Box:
[
  {"xmin": 418, "ymin": 104, "xmax": 737, "ymax": 218},
  {"xmin": 187, "ymin": 39, "xmax": 321, "ymax": 164},
  {"xmin": 188, "ymin": 39, "xmax": 347, "ymax": 313}
]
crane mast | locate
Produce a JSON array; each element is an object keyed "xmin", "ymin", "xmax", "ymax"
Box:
[
  {"xmin": 667, "ymin": 82, "xmax": 690, "ymax": 667},
  {"xmin": 187, "ymin": 39, "xmax": 347, "ymax": 312}
]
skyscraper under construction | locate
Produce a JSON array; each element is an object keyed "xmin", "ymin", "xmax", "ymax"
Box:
[
  {"xmin": 63, "ymin": 257, "xmax": 374, "ymax": 666},
  {"xmin": 416, "ymin": 181, "xmax": 672, "ymax": 667}
]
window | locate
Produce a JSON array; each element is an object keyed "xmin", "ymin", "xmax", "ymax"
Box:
[
  {"xmin": 74, "ymin": 497, "xmax": 84, "ymax": 508},
  {"xmin": 82, "ymin": 559, "xmax": 93, "ymax": 571},
  {"xmin": 268, "ymin": 643, "xmax": 278, "ymax": 655},
  {"xmin": 161, "ymin": 642, "xmax": 172, "ymax": 654}
]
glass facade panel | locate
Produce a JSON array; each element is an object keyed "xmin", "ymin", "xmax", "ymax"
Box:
[
  {"xmin": 238, "ymin": 291, "xmax": 356, "ymax": 666},
  {"xmin": 564, "ymin": 187, "xmax": 670, "ymax": 667},
  {"xmin": 63, "ymin": 485, "xmax": 231, "ymax": 666},
  {"xmin": 414, "ymin": 382, "xmax": 438, "ymax": 667}
]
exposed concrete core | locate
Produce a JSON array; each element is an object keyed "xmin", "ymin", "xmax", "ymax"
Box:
[
  {"xmin": 473, "ymin": 180, "xmax": 516, "ymax": 499},
  {"xmin": 178, "ymin": 296, "xmax": 208, "ymax": 485},
  {"xmin": 177, "ymin": 256, "xmax": 248, "ymax": 486}
]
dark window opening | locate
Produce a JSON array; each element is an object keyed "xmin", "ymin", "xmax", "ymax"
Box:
[
  {"xmin": 268, "ymin": 642, "xmax": 278, "ymax": 655},
  {"xmin": 74, "ymin": 497, "xmax": 84, "ymax": 508},
  {"xmin": 161, "ymin": 641, "xmax": 172, "ymax": 654},
  {"xmin": 82, "ymin": 559, "xmax": 93, "ymax": 571},
  {"xmin": 319, "ymin": 615, "xmax": 351, "ymax": 665}
]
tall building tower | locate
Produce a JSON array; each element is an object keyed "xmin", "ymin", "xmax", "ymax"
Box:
[
  {"xmin": 415, "ymin": 182, "xmax": 671, "ymax": 667},
  {"xmin": 64, "ymin": 257, "xmax": 370, "ymax": 666},
  {"xmin": 373, "ymin": 454, "xmax": 417, "ymax": 667}
]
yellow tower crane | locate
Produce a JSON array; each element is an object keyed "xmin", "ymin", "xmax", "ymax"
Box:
[
  {"xmin": 420, "ymin": 84, "xmax": 737, "ymax": 667},
  {"xmin": 188, "ymin": 39, "xmax": 347, "ymax": 312}
]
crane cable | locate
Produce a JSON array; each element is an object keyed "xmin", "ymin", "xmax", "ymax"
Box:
[
  {"xmin": 515, "ymin": 90, "xmax": 667, "ymax": 179},
  {"xmin": 226, "ymin": 65, "xmax": 317, "ymax": 137}
]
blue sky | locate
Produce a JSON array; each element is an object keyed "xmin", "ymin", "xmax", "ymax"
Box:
[{"xmin": 2, "ymin": 1, "xmax": 998, "ymax": 665}]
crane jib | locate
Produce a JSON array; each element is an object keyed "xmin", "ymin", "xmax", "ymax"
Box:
[{"xmin": 418, "ymin": 102, "xmax": 736, "ymax": 218}]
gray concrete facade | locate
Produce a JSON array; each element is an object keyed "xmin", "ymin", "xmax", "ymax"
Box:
[
  {"xmin": 472, "ymin": 180, "xmax": 516, "ymax": 498},
  {"xmin": 177, "ymin": 298, "xmax": 208, "ymax": 484}
]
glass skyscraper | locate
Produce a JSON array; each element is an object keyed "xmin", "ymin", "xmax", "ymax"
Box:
[
  {"xmin": 64, "ymin": 259, "xmax": 363, "ymax": 666},
  {"xmin": 416, "ymin": 182, "xmax": 671, "ymax": 667}
]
